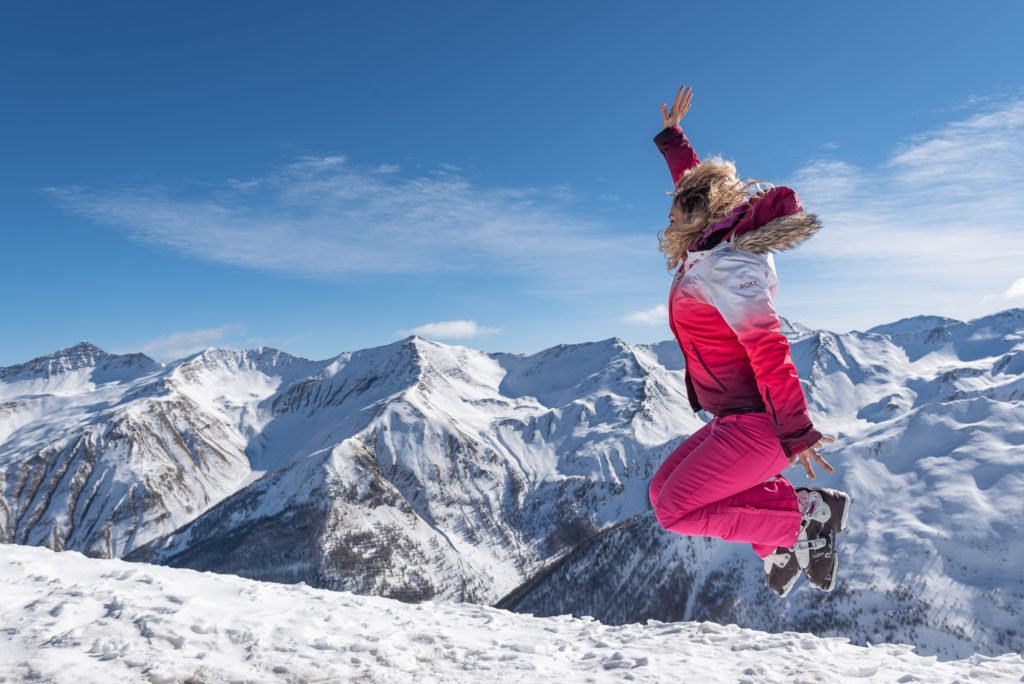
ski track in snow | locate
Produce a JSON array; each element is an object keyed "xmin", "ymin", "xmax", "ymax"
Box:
[{"xmin": 2, "ymin": 546, "xmax": 1022, "ymax": 684}]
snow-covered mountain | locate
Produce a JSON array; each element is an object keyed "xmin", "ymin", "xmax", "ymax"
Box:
[
  {"xmin": 125, "ymin": 336, "xmax": 702, "ymax": 604},
  {"xmin": 0, "ymin": 343, "xmax": 317, "ymax": 557},
  {"xmin": 1, "ymin": 309, "xmax": 1022, "ymax": 660},
  {"xmin": 1, "ymin": 337, "xmax": 699, "ymax": 602}
]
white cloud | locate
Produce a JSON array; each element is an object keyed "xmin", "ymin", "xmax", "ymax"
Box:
[
  {"xmin": 624, "ymin": 304, "xmax": 668, "ymax": 326},
  {"xmin": 45, "ymin": 156, "xmax": 649, "ymax": 294},
  {"xmin": 779, "ymin": 94, "xmax": 1024, "ymax": 330},
  {"xmin": 1005, "ymin": 278, "xmax": 1024, "ymax": 300},
  {"xmin": 397, "ymin": 320, "xmax": 500, "ymax": 340},
  {"xmin": 135, "ymin": 324, "xmax": 244, "ymax": 362},
  {"xmin": 788, "ymin": 160, "xmax": 865, "ymax": 205},
  {"xmin": 886, "ymin": 100, "xmax": 1024, "ymax": 193}
]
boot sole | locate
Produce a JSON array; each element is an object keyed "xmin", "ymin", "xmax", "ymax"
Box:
[
  {"xmin": 820, "ymin": 551, "xmax": 838, "ymax": 592},
  {"xmin": 775, "ymin": 570, "xmax": 800, "ymax": 598},
  {"xmin": 835, "ymin": 491, "xmax": 851, "ymax": 535},
  {"xmin": 820, "ymin": 490, "xmax": 848, "ymax": 592}
]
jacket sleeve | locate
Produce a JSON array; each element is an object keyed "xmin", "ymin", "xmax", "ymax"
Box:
[
  {"xmin": 653, "ymin": 126, "xmax": 700, "ymax": 185},
  {"xmin": 706, "ymin": 250, "xmax": 823, "ymax": 456}
]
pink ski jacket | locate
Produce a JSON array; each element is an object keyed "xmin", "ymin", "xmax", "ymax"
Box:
[{"xmin": 656, "ymin": 125, "xmax": 823, "ymax": 456}]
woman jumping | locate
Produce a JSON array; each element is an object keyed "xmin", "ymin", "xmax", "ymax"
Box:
[{"xmin": 648, "ymin": 85, "xmax": 851, "ymax": 597}]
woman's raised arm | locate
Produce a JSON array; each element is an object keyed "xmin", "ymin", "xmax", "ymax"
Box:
[{"xmin": 655, "ymin": 85, "xmax": 699, "ymax": 184}]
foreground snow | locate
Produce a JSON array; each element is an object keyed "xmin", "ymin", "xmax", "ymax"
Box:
[{"xmin": 1, "ymin": 546, "xmax": 1022, "ymax": 683}]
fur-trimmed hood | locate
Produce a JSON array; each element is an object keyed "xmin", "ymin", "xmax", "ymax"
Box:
[
  {"xmin": 730, "ymin": 208, "xmax": 822, "ymax": 254},
  {"xmin": 689, "ymin": 181, "xmax": 822, "ymax": 255}
]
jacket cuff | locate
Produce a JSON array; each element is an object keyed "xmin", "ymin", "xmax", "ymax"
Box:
[
  {"xmin": 781, "ymin": 425, "xmax": 823, "ymax": 458},
  {"xmin": 653, "ymin": 126, "xmax": 682, "ymax": 146}
]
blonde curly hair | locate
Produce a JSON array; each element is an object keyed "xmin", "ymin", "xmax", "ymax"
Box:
[{"xmin": 657, "ymin": 157, "xmax": 771, "ymax": 271}]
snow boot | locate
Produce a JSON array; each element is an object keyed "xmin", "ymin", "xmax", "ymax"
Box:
[
  {"xmin": 763, "ymin": 546, "xmax": 801, "ymax": 598},
  {"xmin": 794, "ymin": 487, "xmax": 851, "ymax": 592},
  {"xmin": 797, "ymin": 487, "xmax": 851, "ymax": 536}
]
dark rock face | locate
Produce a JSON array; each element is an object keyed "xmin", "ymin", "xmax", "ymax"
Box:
[{"xmin": 498, "ymin": 513, "xmax": 706, "ymax": 624}]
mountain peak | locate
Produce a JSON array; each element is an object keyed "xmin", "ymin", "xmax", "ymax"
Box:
[
  {"xmin": 55, "ymin": 341, "xmax": 106, "ymax": 360},
  {"xmin": 0, "ymin": 341, "xmax": 108, "ymax": 379},
  {"xmin": 780, "ymin": 317, "xmax": 815, "ymax": 341},
  {"xmin": 866, "ymin": 315, "xmax": 963, "ymax": 338},
  {"xmin": 173, "ymin": 347, "xmax": 313, "ymax": 382},
  {"xmin": 0, "ymin": 342, "xmax": 162, "ymax": 383}
]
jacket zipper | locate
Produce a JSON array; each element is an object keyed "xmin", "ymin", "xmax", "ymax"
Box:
[
  {"xmin": 690, "ymin": 342, "xmax": 727, "ymax": 392},
  {"xmin": 764, "ymin": 386, "xmax": 779, "ymax": 425}
]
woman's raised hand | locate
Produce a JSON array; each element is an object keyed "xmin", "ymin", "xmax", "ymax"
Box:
[
  {"xmin": 660, "ymin": 85, "xmax": 693, "ymax": 130},
  {"xmin": 790, "ymin": 436, "xmax": 837, "ymax": 480}
]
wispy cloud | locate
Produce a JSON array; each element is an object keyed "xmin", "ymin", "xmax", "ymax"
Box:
[
  {"xmin": 789, "ymin": 160, "xmax": 865, "ymax": 206},
  {"xmin": 134, "ymin": 324, "xmax": 245, "ymax": 362},
  {"xmin": 1005, "ymin": 278, "xmax": 1024, "ymax": 300},
  {"xmin": 623, "ymin": 304, "xmax": 668, "ymax": 326},
  {"xmin": 397, "ymin": 320, "xmax": 500, "ymax": 340},
  {"xmin": 45, "ymin": 156, "xmax": 648, "ymax": 292},
  {"xmin": 781, "ymin": 94, "xmax": 1024, "ymax": 329}
]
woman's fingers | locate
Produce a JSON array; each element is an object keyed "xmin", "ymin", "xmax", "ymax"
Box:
[
  {"xmin": 661, "ymin": 86, "xmax": 693, "ymax": 128},
  {"xmin": 794, "ymin": 440, "xmax": 836, "ymax": 479},
  {"xmin": 814, "ymin": 451, "xmax": 835, "ymax": 474},
  {"xmin": 799, "ymin": 452, "xmax": 816, "ymax": 480},
  {"xmin": 660, "ymin": 104, "xmax": 672, "ymax": 129},
  {"xmin": 678, "ymin": 87, "xmax": 692, "ymax": 107},
  {"xmin": 792, "ymin": 439, "xmax": 837, "ymax": 481},
  {"xmin": 676, "ymin": 89, "xmax": 692, "ymax": 120}
]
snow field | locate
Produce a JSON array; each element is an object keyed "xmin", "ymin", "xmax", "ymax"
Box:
[{"xmin": 2, "ymin": 545, "xmax": 1022, "ymax": 683}]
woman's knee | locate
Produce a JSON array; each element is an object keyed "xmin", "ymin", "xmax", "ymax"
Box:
[
  {"xmin": 653, "ymin": 500, "xmax": 673, "ymax": 530},
  {"xmin": 652, "ymin": 492, "xmax": 693, "ymax": 531},
  {"xmin": 648, "ymin": 479, "xmax": 661, "ymax": 510}
]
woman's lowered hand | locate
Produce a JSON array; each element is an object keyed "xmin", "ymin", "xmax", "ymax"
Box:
[
  {"xmin": 660, "ymin": 85, "xmax": 693, "ymax": 130},
  {"xmin": 790, "ymin": 436, "xmax": 836, "ymax": 480}
]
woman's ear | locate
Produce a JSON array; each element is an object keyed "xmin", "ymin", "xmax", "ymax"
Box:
[{"xmin": 677, "ymin": 190, "xmax": 708, "ymax": 216}]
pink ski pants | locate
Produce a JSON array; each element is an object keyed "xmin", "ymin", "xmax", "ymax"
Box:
[{"xmin": 649, "ymin": 412, "xmax": 801, "ymax": 558}]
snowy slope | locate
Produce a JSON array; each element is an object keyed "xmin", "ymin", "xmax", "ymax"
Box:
[{"xmin": 2, "ymin": 544, "xmax": 1022, "ymax": 684}]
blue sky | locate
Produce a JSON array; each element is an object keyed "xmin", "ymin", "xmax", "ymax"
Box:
[{"xmin": 2, "ymin": 1, "xmax": 1023, "ymax": 365}]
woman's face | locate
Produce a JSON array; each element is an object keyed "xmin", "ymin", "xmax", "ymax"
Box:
[{"xmin": 668, "ymin": 202, "xmax": 685, "ymax": 226}]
